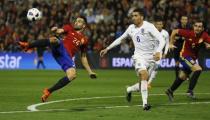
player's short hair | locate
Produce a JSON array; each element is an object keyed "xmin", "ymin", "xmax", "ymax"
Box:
[
  {"xmin": 133, "ymin": 8, "xmax": 145, "ymax": 17},
  {"xmin": 193, "ymin": 19, "xmax": 203, "ymax": 24},
  {"xmin": 78, "ymin": 15, "xmax": 87, "ymax": 24},
  {"xmin": 154, "ymin": 16, "xmax": 163, "ymax": 22}
]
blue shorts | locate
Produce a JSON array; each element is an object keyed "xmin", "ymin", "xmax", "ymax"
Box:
[
  {"xmin": 180, "ymin": 56, "xmax": 196, "ymax": 74},
  {"xmin": 50, "ymin": 38, "xmax": 75, "ymax": 72}
]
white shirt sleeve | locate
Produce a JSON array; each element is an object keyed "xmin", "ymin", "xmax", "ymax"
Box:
[
  {"xmin": 106, "ymin": 27, "xmax": 129, "ymax": 50},
  {"xmin": 150, "ymin": 25, "xmax": 165, "ymax": 53},
  {"xmin": 163, "ymin": 31, "xmax": 169, "ymax": 55}
]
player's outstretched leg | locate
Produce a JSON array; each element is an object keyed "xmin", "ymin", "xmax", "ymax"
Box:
[
  {"xmin": 41, "ymin": 76, "xmax": 71, "ymax": 102},
  {"xmin": 18, "ymin": 41, "xmax": 30, "ymax": 52},
  {"xmin": 41, "ymin": 88, "xmax": 51, "ymax": 102},
  {"xmin": 148, "ymin": 70, "xmax": 157, "ymax": 89},
  {"xmin": 18, "ymin": 39, "xmax": 50, "ymax": 51},
  {"xmin": 126, "ymin": 83, "xmax": 140, "ymax": 102},
  {"xmin": 126, "ymin": 91, "xmax": 132, "ymax": 103},
  {"xmin": 166, "ymin": 77, "xmax": 184, "ymax": 102}
]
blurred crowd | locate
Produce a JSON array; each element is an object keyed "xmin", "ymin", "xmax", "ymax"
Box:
[{"xmin": 0, "ymin": 0, "xmax": 209, "ymax": 53}]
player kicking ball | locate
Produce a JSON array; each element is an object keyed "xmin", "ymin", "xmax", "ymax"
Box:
[{"xmin": 19, "ymin": 16, "xmax": 97, "ymax": 102}]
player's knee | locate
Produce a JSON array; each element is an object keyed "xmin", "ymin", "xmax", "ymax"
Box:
[
  {"xmin": 71, "ymin": 73, "xmax": 77, "ymax": 80},
  {"xmin": 192, "ymin": 65, "xmax": 202, "ymax": 72},
  {"xmin": 66, "ymin": 68, "xmax": 77, "ymax": 81},
  {"xmin": 138, "ymin": 70, "xmax": 149, "ymax": 80},
  {"xmin": 179, "ymin": 71, "xmax": 188, "ymax": 80},
  {"xmin": 179, "ymin": 75, "xmax": 187, "ymax": 80},
  {"xmin": 67, "ymin": 72, "xmax": 77, "ymax": 81}
]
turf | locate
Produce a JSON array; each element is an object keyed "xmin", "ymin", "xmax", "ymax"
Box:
[{"xmin": 0, "ymin": 69, "xmax": 210, "ymax": 120}]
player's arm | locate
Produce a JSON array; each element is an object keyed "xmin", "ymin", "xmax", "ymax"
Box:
[
  {"xmin": 80, "ymin": 51, "xmax": 97, "ymax": 79},
  {"xmin": 150, "ymin": 25, "xmax": 166, "ymax": 61},
  {"xmin": 170, "ymin": 29, "xmax": 190, "ymax": 46},
  {"xmin": 51, "ymin": 24, "xmax": 73, "ymax": 35},
  {"xmin": 51, "ymin": 27, "xmax": 65, "ymax": 34},
  {"xmin": 169, "ymin": 29, "xmax": 179, "ymax": 49},
  {"xmin": 203, "ymin": 34, "xmax": 210, "ymax": 49},
  {"xmin": 163, "ymin": 31, "xmax": 170, "ymax": 58},
  {"xmin": 204, "ymin": 42, "xmax": 210, "ymax": 49},
  {"xmin": 100, "ymin": 26, "xmax": 130, "ymax": 57}
]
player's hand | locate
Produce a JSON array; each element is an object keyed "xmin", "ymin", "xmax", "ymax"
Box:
[
  {"xmin": 89, "ymin": 72, "xmax": 97, "ymax": 79},
  {"xmin": 162, "ymin": 54, "xmax": 166, "ymax": 59},
  {"xmin": 153, "ymin": 52, "xmax": 161, "ymax": 61},
  {"xmin": 169, "ymin": 44, "xmax": 177, "ymax": 51},
  {"xmin": 204, "ymin": 42, "xmax": 210, "ymax": 49},
  {"xmin": 100, "ymin": 48, "xmax": 108, "ymax": 57}
]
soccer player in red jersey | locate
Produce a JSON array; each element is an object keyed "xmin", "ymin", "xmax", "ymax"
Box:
[
  {"xmin": 19, "ymin": 16, "xmax": 97, "ymax": 102},
  {"xmin": 173, "ymin": 16, "xmax": 191, "ymax": 79},
  {"xmin": 165, "ymin": 20, "xmax": 210, "ymax": 101}
]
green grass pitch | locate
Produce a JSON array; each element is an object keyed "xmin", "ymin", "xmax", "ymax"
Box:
[{"xmin": 0, "ymin": 69, "xmax": 210, "ymax": 120}]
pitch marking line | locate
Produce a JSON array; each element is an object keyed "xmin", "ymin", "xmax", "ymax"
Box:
[{"xmin": 0, "ymin": 93, "xmax": 210, "ymax": 114}]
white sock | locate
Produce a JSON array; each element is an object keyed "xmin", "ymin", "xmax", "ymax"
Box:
[
  {"xmin": 148, "ymin": 70, "xmax": 157, "ymax": 84},
  {"xmin": 141, "ymin": 80, "xmax": 148, "ymax": 106},
  {"xmin": 127, "ymin": 83, "xmax": 140, "ymax": 93}
]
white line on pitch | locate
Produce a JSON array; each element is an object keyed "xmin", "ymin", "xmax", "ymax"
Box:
[
  {"xmin": 0, "ymin": 93, "xmax": 210, "ymax": 114},
  {"xmin": 27, "ymin": 92, "xmax": 210, "ymax": 111},
  {"xmin": 1, "ymin": 101, "xmax": 210, "ymax": 114}
]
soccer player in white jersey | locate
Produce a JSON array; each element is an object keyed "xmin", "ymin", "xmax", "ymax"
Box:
[
  {"xmin": 100, "ymin": 8, "xmax": 165, "ymax": 111},
  {"xmin": 125, "ymin": 17, "xmax": 169, "ymax": 104},
  {"xmin": 147, "ymin": 17, "xmax": 169, "ymax": 87}
]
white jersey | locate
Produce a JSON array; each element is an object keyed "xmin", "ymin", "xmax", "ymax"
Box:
[
  {"xmin": 154, "ymin": 29, "xmax": 169, "ymax": 65},
  {"xmin": 107, "ymin": 21, "xmax": 165, "ymax": 59},
  {"xmin": 160, "ymin": 29, "xmax": 169, "ymax": 55}
]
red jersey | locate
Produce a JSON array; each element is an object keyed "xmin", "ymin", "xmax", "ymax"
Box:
[
  {"xmin": 178, "ymin": 29, "xmax": 210, "ymax": 60},
  {"xmin": 62, "ymin": 24, "xmax": 88, "ymax": 57}
]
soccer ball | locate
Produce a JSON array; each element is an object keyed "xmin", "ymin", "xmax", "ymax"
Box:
[{"xmin": 27, "ymin": 8, "xmax": 42, "ymax": 21}]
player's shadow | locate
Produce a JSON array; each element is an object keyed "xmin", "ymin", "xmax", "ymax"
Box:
[
  {"xmin": 70, "ymin": 108, "xmax": 87, "ymax": 112},
  {"xmin": 45, "ymin": 106, "xmax": 107, "ymax": 113}
]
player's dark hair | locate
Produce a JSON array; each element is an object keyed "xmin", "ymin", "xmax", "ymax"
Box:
[
  {"xmin": 133, "ymin": 8, "xmax": 145, "ymax": 17},
  {"xmin": 154, "ymin": 16, "xmax": 163, "ymax": 22},
  {"xmin": 193, "ymin": 19, "xmax": 203, "ymax": 25}
]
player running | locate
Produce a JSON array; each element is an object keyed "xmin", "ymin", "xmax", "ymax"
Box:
[
  {"xmin": 125, "ymin": 17, "xmax": 169, "ymax": 101},
  {"xmin": 19, "ymin": 16, "xmax": 97, "ymax": 102},
  {"xmin": 100, "ymin": 8, "xmax": 165, "ymax": 111},
  {"xmin": 148, "ymin": 17, "xmax": 169, "ymax": 87},
  {"xmin": 173, "ymin": 16, "xmax": 191, "ymax": 79},
  {"xmin": 166, "ymin": 20, "xmax": 210, "ymax": 101}
]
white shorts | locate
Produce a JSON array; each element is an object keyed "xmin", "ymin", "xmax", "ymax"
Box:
[{"xmin": 132, "ymin": 56, "xmax": 155, "ymax": 75}]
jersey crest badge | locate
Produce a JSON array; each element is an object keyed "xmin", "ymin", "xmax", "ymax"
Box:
[{"xmin": 141, "ymin": 29, "xmax": 144, "ymax": 34}]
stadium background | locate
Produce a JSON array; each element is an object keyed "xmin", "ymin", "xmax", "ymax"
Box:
[{"xmin": 0, "ymin": 0, "xmax": 210, "ymax": 70}]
